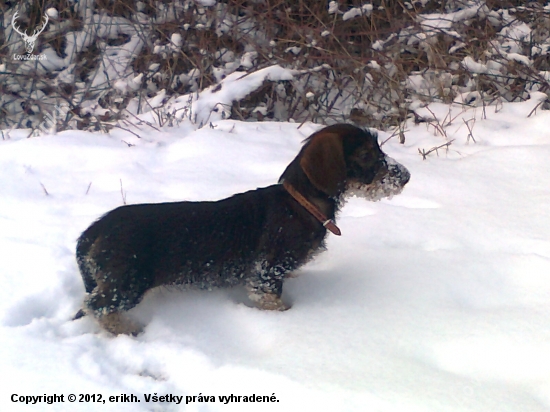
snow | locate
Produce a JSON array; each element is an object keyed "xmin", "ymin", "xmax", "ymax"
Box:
[
  {"xmin": 163, "ymin": 65, "xmax": 296, "ymax": 127},
  {"xmin": 194, "ymin": 0, "xmax": 217, "ymax": 6},
  {"xmin": 461, "ymin": 56, "xmax": 490, "ymax": 74},
  {"xmin": 342, "ymin": 4, "xmax": 373, "ymax": 21},
  {"xmin": 46, "ymin": 8, "xmax": 59, "ymax": 19},
  {"xmin": 1, "ymin": 95, "xmax": 550, "ymax": 411},
  {"xmin": 418, "ymin": 2, "xmax": 489, "ymax": 31},
  {"xmin": 504, "ymin": 52, "xmax": 532, "ymax": 66},
  {"xmin": 170, "ymin": 33, "xmax": 183, "ymax": 49}
]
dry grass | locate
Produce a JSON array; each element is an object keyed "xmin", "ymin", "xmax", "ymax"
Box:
[{"xmin": 1, "ymin": 0, "xmax": 549, "ymax": 132}]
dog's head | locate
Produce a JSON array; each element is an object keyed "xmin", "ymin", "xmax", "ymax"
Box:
[{"xmin": 282, "ymin": 124, "xmax": 410, "ymax": 201}]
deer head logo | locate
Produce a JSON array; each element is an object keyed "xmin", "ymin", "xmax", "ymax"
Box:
[{"xmin": 11, "ymin": 12, "xmax": 49, "ymax": 54}]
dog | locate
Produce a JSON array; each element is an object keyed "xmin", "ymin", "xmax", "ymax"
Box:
[{"xmin": 75, "ymin": 124, "xmax": 410, "ymax": 335}]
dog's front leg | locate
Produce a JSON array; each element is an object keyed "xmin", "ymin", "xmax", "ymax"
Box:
[{"xmin": 246, "ymin": 264, "xmax": 289, "ymax": 311}]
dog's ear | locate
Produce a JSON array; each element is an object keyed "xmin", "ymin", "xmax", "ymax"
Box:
[{"xmin": 300, "ymin": 131, "xmax": 346, "ymax": 197}]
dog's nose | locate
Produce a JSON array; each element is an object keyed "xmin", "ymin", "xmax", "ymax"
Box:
[
  {"xmin": 385, "ymin": 156, "xmax": 410, "ymax": 186},
  {"xmin": 400, "ymin": 165, "xmax": 411, "ymax": 185}
]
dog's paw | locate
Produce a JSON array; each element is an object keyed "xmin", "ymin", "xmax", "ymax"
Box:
[
  {"xmin": 254, "ymin": 294, "xmax": 290, "ymax": 311},
  {"xmin": 98, "ymin": 312, "xmax": 144, "ymax": 336}
]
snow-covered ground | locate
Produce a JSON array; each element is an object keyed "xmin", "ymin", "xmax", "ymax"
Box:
[{"xmin": 1, "ymin": 96, "xmax": 549, "ymax": 411}]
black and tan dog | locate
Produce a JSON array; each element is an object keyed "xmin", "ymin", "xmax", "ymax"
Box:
[{"xmin": 75, "ymin": 124, "xmax": 410, "ymax": 335}]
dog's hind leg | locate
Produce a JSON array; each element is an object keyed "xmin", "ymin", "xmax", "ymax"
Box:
[
  {"xmin": 83, "ymin": 268, "xmax": 153, "ymax": 335},
  {"xmin": 84, "ymin": 287, "xmax": 145, "ymax": 336}
]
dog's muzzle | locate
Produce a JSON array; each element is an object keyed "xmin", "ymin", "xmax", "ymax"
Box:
[{"xmin": 347, "ymin": 156, "xmax": 410, "ymax": 201}]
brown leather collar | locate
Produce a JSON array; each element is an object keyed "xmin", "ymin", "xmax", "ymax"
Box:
[{"xmin": 282, "ymin": 181, "xmax": 341, "ymax": 236}]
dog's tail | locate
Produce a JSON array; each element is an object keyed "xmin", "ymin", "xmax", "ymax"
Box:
[
  {"xmin": 76, "ymin": 231, "xmax": 100, "ymax": 294},
  {"xmin": 73, "ymin": 308, "xmax": 86, "ymax": 320}
]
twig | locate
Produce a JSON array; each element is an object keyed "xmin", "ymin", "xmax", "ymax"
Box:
[
  {"xmin": 120, "ymin": 179, "xmax": 127, "ymax": 205},
  {"xmin": 113, "ymin": 125, "xmax": 142, "ymax": 139},
  {"xmin": 39, "ymin": 182, "xmax": 49, "ymax": 196},
  {"xmin": 418, "ymin": 139, "xmax": 455, "ymax": 160},
  {"xmin": 527, "ymin": 100, "xmax": 544, "ymax": 118},
  {"xmin": 462, "ymin": 118, "xmax": 476, "ymax": 144},
  {"xmin": 122, "ymin": 109, "xmax": 161, "ymax": 132},
  {"xmin": 381, "ymin": 127, "xmax": 406, "ymax": 146},
  {"xmin": 425, "ymin": 106, "xmax": 447, "ymax": 138}
]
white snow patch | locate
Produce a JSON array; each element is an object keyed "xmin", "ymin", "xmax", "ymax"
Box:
[
  {"xmin": 418, "ymin": 2, "xmax": 489, "ymax": 31},
  {"xmin": 343, "ymin": 4, "xmax": 373, "ymax": 21}
]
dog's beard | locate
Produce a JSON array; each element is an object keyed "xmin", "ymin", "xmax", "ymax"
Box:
[
  {"xmin": 345, "ymin": 180, "xmax": 402, "ymax": 201},
  {"xmin": 345, "ymin": 157, "xmax": 410, "ymax": 202}
]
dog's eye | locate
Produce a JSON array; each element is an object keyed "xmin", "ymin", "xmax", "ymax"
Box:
[{"xmin": 357, "ymin": 147, "xmax": 375, "ymax": 160}]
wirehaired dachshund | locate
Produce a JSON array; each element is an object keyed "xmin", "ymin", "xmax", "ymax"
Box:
[{"xmin": 75, "ymin": 124, "xmax": 410, "ymax": 335}]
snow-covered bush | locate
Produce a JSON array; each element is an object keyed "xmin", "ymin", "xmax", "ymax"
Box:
[{"xmin": 1, "ymin": 0, "xmax": 549, "ymax": 132}]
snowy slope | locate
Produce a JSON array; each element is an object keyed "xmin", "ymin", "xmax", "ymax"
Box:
[{"xmin": 1, "ymin": 98, "xmax": 550, "ymax": 411}]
